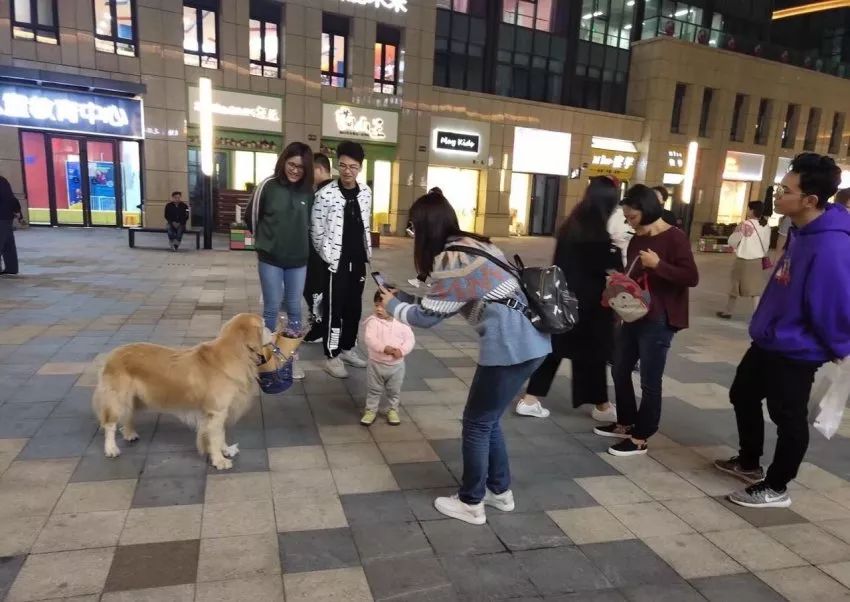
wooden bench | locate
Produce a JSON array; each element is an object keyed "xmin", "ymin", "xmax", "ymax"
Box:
[{"xmin": 128, "ymin": 227, "xmax": 201, "ymax": 250}]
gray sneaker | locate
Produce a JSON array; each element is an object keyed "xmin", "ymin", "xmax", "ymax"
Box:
[
  {"xmin": 728, "ymin": 481, "xmax": 791, "ymax": 509},
  {"xmin": 714, "ymin": 456, "xmax": 765, "ymax": 484}
]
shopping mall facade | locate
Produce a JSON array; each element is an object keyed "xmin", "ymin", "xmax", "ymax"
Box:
[{"xmin": 0, "ymin": 0, "xmax": 848, "ymax": 238}]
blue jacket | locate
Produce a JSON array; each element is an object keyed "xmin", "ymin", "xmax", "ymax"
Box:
[
  {"xmin": 750, "ymin": 204, "xmax": 850, "ymax": 363},
  {"xmin": 385, "ymin": 237, "xmax": 550, "ymax": 366}
]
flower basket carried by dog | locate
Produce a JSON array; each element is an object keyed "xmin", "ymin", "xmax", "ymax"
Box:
[{"xmin": 257, "ymin": 332, "xmax": 302, "ymax": 394}]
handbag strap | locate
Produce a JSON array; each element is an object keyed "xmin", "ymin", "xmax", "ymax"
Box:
[{"xmin": 446, "ymin": 244, "xmax": 521, "ymax": 278}]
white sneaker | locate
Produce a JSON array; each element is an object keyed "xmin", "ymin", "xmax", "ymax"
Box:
[
  {"xmin": 434, "ymin": 494, "xmax": 486, "ymax": 525},
  {"xmin": 291, "ymin": 355, "xmax": 305, "ymax": 381},
  {"xmin": 515, "ymin": 398, "xmax": 550, "ymax": 418},
  {"xmin": 483, "ymin": 488, "xmax": 515, "ymax": 512},
  {"xmin": 324, "ymin": 357, "xmax": 349, "ymax": 379},
  {"xmin": 340, "ymin": 349, "xmax": 367, "ymax": 368},
  {"xmin": 591, "ymin": 405, "xmax": 617, "ymax": 422}
]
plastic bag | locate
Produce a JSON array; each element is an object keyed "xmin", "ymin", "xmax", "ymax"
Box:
[{"xmin": 813, "ymin": 359, "xmax": 850, "ymax": 440}]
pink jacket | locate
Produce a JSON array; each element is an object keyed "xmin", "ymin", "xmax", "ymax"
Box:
[{"xmin": 363, "ymin": 314, "xmax": 415, "ymax": 365}]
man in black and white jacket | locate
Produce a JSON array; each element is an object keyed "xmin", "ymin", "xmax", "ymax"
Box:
[{"xmin": 311, "ymin": 141, "xmax": 372, "ymax": 378}]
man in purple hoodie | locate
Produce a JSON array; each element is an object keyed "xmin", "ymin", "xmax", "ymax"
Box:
[{"xmin": 715, "ymin": 153, "xmax": 850, "ymax": 509}]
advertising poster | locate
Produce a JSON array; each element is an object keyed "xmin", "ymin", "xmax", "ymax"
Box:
[
  {"xmin": 89, "ymin": 161, "xmax": 116, "ymax": 211},
  {"xmin": 65, "ymin": 161, "xmax": 83, "ymax": 207}
]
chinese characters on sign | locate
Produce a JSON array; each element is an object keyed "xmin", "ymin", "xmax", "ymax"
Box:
[
  {"xmin": 191, "ymin": 101, "xmax": 280, "ymax": 123},
  {"xmin": 341, "ymin": 0, "xmax": 408, "ymax": 13},
  {"xmin": 586, "ymin": 153, "xmax": 637, "ymax": 180},
  {"xmin": 668, "ymin": 150, "xmax": 685, "ymax": 170},
  {"xmin": 187, "ymin": 87, "xmax": 283, "ymax": 133},
  {"xmin": 0, "ymin": 85, "xmax": 143, "ymax": 138},
  {"xmin": 334, "ymin": 106, "xmax": 386, "ymax": 140}
]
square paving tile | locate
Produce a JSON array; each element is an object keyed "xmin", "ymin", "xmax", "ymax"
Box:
[
  {"xmin": 599, "ymin": 453, "xmax": 669, "ymax": 475},
  {"xmin": 194, "ymin": 576, "xmax": 283, "ymax": 602},
  {"xmin": 580, "ymin": 540, "xmax": 682, "ymax": 587},
  {"xmin": 340, "ymin": 491, "xmax": 416, "ymax": 526},
  {"xmin": 142, "ymin": 452, "xmax": 208, "ymax": 479},
  {"xmin": 333, "ymin": 464, "xmax": 399, "ymax": 495},
  {"xmin": 516, "ymin": 546, "xmax": 613, "ymax": 595},
  {"xmin": 704, "ymin": 528, "xmax": 807, "ymax": 571},
  {"xmin": 619, "ymin": 581, "xmax": 705, "ymax": 601},
  {"xmin": 364, "ymin": 556, "xmax": 455, "ymax": 601},
  {"xmin": 575, "ymin": 476, "xmax": 651, "ymax": 506},
  {"xmin": 607, "ymin": 502, "xmax": 695, "ymax": 539},
  {"xmin": 518, "ymin": 479, "xmax": 600, "ymax": 512},
  {"xmin": 196, "ymin": 533, "xmax": 280, "ymax": 582},
  {"xmin": 268, "ymin": 445, "xmax": 328, "ymax": 471},
  {"xmin": 351, "ymin": 520, "xmax": 433, "ymax": 563},
  {"xmin": 201, "ymin": 498, "xmax": 276, "ymax": 538},
  {"xmin": 642, "ymin": 532, "xmax": 744, "ymax": 579},
  {"xmin": 326, "ymin": 442, "xmax": 385, "ymax": 469},
  {"xmin": 690, "ymin": 573, "xmax": 787, "ymax": 601},
  {"xmin": 278, "ymin": 528, "xmax": 361, "ymax": 573},
  {"xmin": 283, "ymin": 567, "xmax": 372, "ymax": 602},
  {"xmin": 820, "ymin": 561, "xmax": 850, "ymax": 589},
  {"xmin": 789, "ymin": 490, "xmax": 850, "ymax": 522},
  {"xmin": 120, "ymin": 505, "xmax": 203, "ymax": 545},
  {"xmin": 546, "ymin": 507, "xmax": 635, "ymax": 545},
  {"xmin": 71, "ymin": 455, "xmax": 146, "ymax": 482},
  {"xmin": 715, "ymin": 496, "xmax": 808, "ymax": 528},
  {"xmin": 32, "ymin": 510, "xmax": 127, "ymax": 553},
  {"xmin": 421, "ymin": 519, "xmax": 506, "ymax": 556},
  {"xmin": 756, "ymin": 565, "xmax": 850, "ymax": 601},
  {"xmin": 0, "ymin": 515, "xmax": 48, "ymax": 557},
  {"xmin": 104, "ymin": 540, "xmax": 200, "ymax": 592},
  {"xmin": 54, "ymin": 479, "xmax": 137, "ymax": 514},
  {"xmin": 205, "ymin": 448, "xmax": 269, "ymax": 473},
  {"xmin": 205, "ymin": 472, "xmax": 271, "ymax": 504},
  {"xmin": 794, "ymin": 462, "xmax": 849, "ymax": 491},
  {"xmin": 661, "ymin": 497, "xmax": 751, "ymax": 532},
  {"xmin": 487, "ymin": 512, "xmax": 572, "ymax": 551},
  {"xmin": 762, "ymin": 523, "xmax": 850, "ymax": 564},
  {"xmin": 17, "ymin": 417, "xmax": 98, "ymax": 459},
  {"xmin": 0, "ymin": 556, "xmax": 26, "ymax": 601},
  {"xmin": 369, "ymin": 421, "xmax": 426, "ymax": 443},
  {"xmin": 318, "ymin": 425, "xmax": 373, "ymax": 446},
  {"xmin": 819, "ymin": 519, "xmax": 850, "ymax": 545},
  {"xmin": 441, "ymin": 552, "xmax": 537, "ymax": 599},
  {"xmin": 274, "ymin": 494, "xmax": 348, "ymax": 532},
  {"xmin": 626, "ymin": 471, "xmax": 704, "ymax": 501},
  {"xmin": 101, "ymin": 584, "xmax": 196, "ymax": 601},
  {"xmin": 389, "ymin": 462, "xmax": 457, "ymax": 490},
  {"xmin": 378, "ymin": 440, "xmax": 440, "ymax": 464},
  {"xmin": 6, "ymin": 547, "xmax": 115, "ymax": 601},
  {"xmin": 271, "ymin": 467, "xmax": 337, "ymax": 499},
  {"xmin": 131, "ymin": 476, "xmax": 206, "ymax": 508}
]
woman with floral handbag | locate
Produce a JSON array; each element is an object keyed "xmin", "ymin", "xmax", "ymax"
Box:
[{"xmin": 717, "ymin": 201, "xmax": 772, "ymax": 320}]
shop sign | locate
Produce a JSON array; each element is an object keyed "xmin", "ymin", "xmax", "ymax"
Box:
[
  {"xmin": 513, "ymin": 127, "xmax": 571, "ymax": 176},
  {"xmin": 341, "ymin": 0, "xmax": 408, "ymax": 12},
  {"xmin": 0, "ymin": 84, "xmax": 143, "ymax": 138},
  {"xmin": 723, "ymin": 151, "xmax": 765, "ymax": 182},
  {"xmin": 322, "ymin": 103, "xmax": 399, "ymax": 144},
  {"xmin": 667, "ymin": 149, "xmax": 685, "ymax": 172},
  {"xmin": 586, "ymin": 153, "xmax": 636, "ymax": 179},
  {"xmin": 434, "ymin": 130, "xmax": 480, "ymax": 154},
  {"xmin": 187, "ymin": 86, "xmax": 282, "ymax": 133}
]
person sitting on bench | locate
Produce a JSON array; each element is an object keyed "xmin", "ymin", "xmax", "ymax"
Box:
[{"xmin": 164, "ymin": 191, "xmax": 189, "ymax": 251}]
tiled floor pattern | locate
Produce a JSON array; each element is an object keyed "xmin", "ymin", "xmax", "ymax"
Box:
[{"xmin": 1, "ymin": 229, "xmax": 850, "ymax": 600}]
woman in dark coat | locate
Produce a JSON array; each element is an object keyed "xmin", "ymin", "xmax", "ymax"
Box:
[{"xmin": 515, "ymin": 176, "xmax": 623, "ymax": 420}]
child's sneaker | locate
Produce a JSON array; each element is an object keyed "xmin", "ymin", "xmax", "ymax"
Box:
[
  {"xmin": 386, "ymin": 409, "xmax": 401, "ymax": 426},
  {"xmin": 361, "ymin": 410, "xmax": 377, "ymax": 426}
]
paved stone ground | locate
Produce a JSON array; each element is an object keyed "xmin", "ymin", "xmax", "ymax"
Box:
[{"xmin": 2, "ymin": 228, "xmax": 850, "ymax": 601}]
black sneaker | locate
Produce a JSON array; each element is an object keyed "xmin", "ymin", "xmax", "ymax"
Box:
[
  {"xmin": 608, "ymin": 439, "xmax": 648, "ymax": 457},
  {"xmin": 714, "ymin": 456, "xmax": 765, "ymax": 484},
  {"xmin": 716, "ymin": 312, "xmax": 732, "ymax": 320},
  {"xmin": 593, "ymin": 423, "xmax": 632, "ymax": 439}
]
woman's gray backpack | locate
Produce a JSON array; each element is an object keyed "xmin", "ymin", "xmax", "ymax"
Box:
[{"xmin": 447, "ymin": 245, "xmax": 578, "ymax": 334}]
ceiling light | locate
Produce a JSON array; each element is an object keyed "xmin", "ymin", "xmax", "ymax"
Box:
[
  {"xmin": 581, "ymin": 12, "xmax": 593, "ymax": 19},
  {"xmin": 626, "ymin": 0, "xmax": 635, "ymax": 5},
  {"xmin": 773, "ymin": 0, "xmax": 850, "ymax": 20},
  {"xmin": 624, "ymin": 24, "xmax": 632, "ymax": 30},
  {"xmin": 675, "ymin": 8, "xmax": 689, "ymax": 16},
  {"xmin": 593, "ymin": 10, "xmax": 604, "ymax": 16}
]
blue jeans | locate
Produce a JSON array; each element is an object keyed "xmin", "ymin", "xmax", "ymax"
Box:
[
  {"xmin": 459, "ymin": 356, "xmax": 545, "ymax": 504},
  {"xmin": 612, "ymin": 319, "xmax": 675, "ymax": 439},
  {"xmin": 258, "ymin": 261, "xmax": 307, "ymax": 332}
]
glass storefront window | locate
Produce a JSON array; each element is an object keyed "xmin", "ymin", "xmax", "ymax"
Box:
[
  {"xmin": 232, "ymin": 150, "xmax": 278, "ymax": 191},
  {"xmin": 509, "ymin": 172, "xmax": 531, "ymax": 235},
  {"xmin": 120, "ymin": 141, "xmax": 142, "ymax": 227},
  {"xmin": 21, "ymin": 131, "xmax": 50, "ymax": 225},
  {"xmin": 717, "ymin": 180, "xmax": 750, "ymax": 225},
  {"xmin": 427, "ymin": 166, "xmax": 479, "ymax": 232},
  {"xmin": 86, "ymin": 139, "xmax": 117, "ymax": 226},
  {"xmin": 372, "ymin": 159, "xmax": 392, "ymax": 231}
]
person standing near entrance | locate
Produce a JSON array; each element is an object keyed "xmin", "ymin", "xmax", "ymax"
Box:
[
  {"xmin": 717, "ymin": 201, "xmax": 771, "ymax": 320},
  {"xmin": 716, "ymin": 153, "xmax": 850, "ymax": 509},
  {"xmin": 164, "ymin": 191, "xmax": 189, "ymax": 251},
  {"xmin": 247, "ymin": 142, "xmax": 315, "ymax": 379},
  {"xmin": 303, "ymin": 153, "xmax": 335, "ymax": 344},
  {"xmin": 0, "ymin": 175, "xmax": 23, "ymax": 275},
  {"xmin": 311, "ymin": 141, "xmax": 372, "ymax": 378}
]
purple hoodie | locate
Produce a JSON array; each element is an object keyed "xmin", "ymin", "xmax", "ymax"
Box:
[{"xmin": 750, "ymin": 204, "xmax": 850, "ymax": 363}]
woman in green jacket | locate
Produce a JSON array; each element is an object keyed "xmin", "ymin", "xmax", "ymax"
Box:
[{"xmin": 247, "ymin": 142, "xmax": 314, "ymax": 345}]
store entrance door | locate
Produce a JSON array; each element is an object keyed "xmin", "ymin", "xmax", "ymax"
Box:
[{"xmin": 529, "ymin": 174, "xmax": 560, "ymax": 236}]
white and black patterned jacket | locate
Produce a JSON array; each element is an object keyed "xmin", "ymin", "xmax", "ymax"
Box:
[{"xmin": 310, "ymin": 180, "xmax": 372, "ymax": 273}]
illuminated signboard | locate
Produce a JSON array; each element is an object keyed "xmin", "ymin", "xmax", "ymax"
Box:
[
  {"xmin": 722, "ymin": 151, "xmax": 765, "ymax": 182},
  {"xmin": 586, "ymin": 153, "xmax": 637, "ymax": 180},
  {"xmin": 0, "ymin": 84, "xmax": 143, "ymax": 138},
  {"xmin": 322, "ymin": 103, "xmax": 399, "ymax": 144},
  {"xmin": 341, "ymin": 0, "xmax": 408, "ymax": 12},
  {"xmin": 513, "ymin": 127, "xmax": 571, "ymax": 176},
  {"xmin": 434, "ymin": 130, "xmax": 480, "ymax": 154},
  {"xmin": 187, "ymin": 86, "xmax": 282, "ymax": 132}
]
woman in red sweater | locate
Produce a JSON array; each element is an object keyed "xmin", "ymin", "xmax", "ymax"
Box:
[{"xmin": 594, "ymin": 184, "xmax": 699, "ymax": 456}]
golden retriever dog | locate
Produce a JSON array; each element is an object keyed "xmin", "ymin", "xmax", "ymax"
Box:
[{"xmin": 92, "ymin": 313, "xmax": 273, "ymax": 470}]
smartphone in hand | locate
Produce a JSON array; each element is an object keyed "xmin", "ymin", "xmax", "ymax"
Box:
[{"xmin": 371, "ymin": 271, "xmax": 388, "ymax": 289}]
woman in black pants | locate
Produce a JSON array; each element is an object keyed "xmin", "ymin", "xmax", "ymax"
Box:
[{"xmin": 516, "ymin": 176, "xmax": 623, "ymax": 420}]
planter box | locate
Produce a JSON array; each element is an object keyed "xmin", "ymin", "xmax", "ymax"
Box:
[{"xmin": 230, "ymin": 228, "xmax": 255, "ymax": 251}]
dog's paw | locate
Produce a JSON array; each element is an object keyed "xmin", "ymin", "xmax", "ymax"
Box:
[
  {"xmin": 211, "ymin": 456, "xmax": 233, "ymax": 470},
  {"xmin": 223, "ymin": 443, "xmax": 240, "ymax": 458},
  {"xmin": 104, "ymin": 444, "xmax": 121, "ymax": 458},
  {"xmin": 122, "ymin": 432, "xmax": 140, "ymax": 444}
]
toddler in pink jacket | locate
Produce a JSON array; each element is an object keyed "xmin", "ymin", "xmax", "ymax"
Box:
[{"xmin": 361, "ymin": 290, "xmax": 415, "ymax": 426}]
